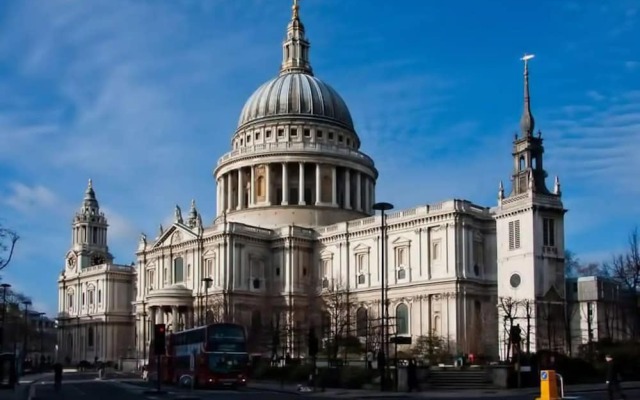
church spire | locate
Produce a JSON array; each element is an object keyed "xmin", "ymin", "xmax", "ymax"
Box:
[
  {"xmin": 280, "ymin": 0, "xmax": 313, "ymax": 76},
  {"xmin": 519, "ymin": 54, "xmax": 535, "ymax": 137}
]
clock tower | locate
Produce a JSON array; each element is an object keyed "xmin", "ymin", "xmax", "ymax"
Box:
[
  {"xmin": 494, "ymin": 56, "xmax": 567, "ymax": 358},
  {"xmin": 66, "ymin": 179, "xmax": 113, "ymax": 270}
]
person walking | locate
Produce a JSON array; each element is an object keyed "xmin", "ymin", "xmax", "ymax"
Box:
[
  {"xmin": 407, "ymin": 359, "xmax": 418, "ymax": 392},
  {"xmin": 53, "ymin": 362, "xmax": 63, "ymax": 392},
  {"xmin": 605, "ymin": 354, "xmax": 627, "ymax": 400}
]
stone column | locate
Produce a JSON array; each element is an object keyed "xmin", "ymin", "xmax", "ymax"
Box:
[
  {"xmin": 356, "ymin": 172, "xmax": 362, "ymax": 212},
  {"xmin": 171, "ymin": 306, "xmax": 178, "ymax": 331},
  {"xmin": 364, "ymin": 176, "xmax": 370, "ymax": 213},
  {"xmin": 344, "ymin": 169, "xmax": 351, "ymax": 209},
  {"xmin": 265, "ymin": 164, "xmax": 271, "ymax": 205},
  {"xmin": 331, "ymin": 166, "xmax": 338, "ymax": 206},
  {"xmin": 315, "ymin": 163, "xmax": 322, "ymax": 205},
  {"xmin": 298, "ymin": 162, "xmax": 306, "ymax": 205},
  {"xmin": 226, "ymin": 174, "xmax": 233, "ymax": 212},
  {"xmin": 237, "ymin": 169, "xmax": 244, "ymax": 210},
  {"xmin": 281, "ymin": 163, "xmax": 289, "ymax": 205},
  {"xmin": 220, "ymin": 175, "xmax": 226, "ymax": 212},
  {"xmin": 250, "ymin": 166, "xmax": 255, "ymax": 206}
]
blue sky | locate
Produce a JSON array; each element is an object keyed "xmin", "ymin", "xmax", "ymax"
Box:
[{"xmin": 0, "ymin": 0, "xmax": 638, "ymax": 315}]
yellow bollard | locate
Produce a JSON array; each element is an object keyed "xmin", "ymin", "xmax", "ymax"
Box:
[{"xmin": 535, "ymin": 370, "xmax": 561, "ymax": 400}]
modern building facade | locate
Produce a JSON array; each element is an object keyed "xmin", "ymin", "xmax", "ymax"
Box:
[
  {"xmin": 56, "ymin": 180, "xmax": 135, "ymax": 364},
  {"xmin": 130, "ymin": 1, "xmax": 566, "ymax": 361},
  {"xmin": 566, "ymin": 276, "xmax": 639, "ymax": 355}
]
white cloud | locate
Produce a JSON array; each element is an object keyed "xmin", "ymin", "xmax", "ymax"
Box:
[{"xmin": 3, "ymin": 183, "xmax": 61, "ymax": 214}]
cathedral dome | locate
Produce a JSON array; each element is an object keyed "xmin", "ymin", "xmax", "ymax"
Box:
[{"xmin": 237, "ymin": 72, "xmax": 354, "ymax": 131}]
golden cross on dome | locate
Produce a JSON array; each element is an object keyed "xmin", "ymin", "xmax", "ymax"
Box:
[{"xmin": 292, "ymin": 0, "xmax": 300, "ymax": 19}]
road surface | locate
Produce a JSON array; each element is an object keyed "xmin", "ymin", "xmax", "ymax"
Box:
[
  {"xmin": 31, "ymin": 372, "xmax": 299, "ymax": 400},
  {"xmin": 31, "ymin": 372, "xmax": 640, "ymax": 400}
]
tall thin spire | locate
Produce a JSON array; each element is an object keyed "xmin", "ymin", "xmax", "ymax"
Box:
[
  {"xmin": 519, "ymin": 54, "xmax": 535, "ymax": 137},
  {"xmin": 280, "ymin": 0, "xmax": 313, "ymax": 75}
]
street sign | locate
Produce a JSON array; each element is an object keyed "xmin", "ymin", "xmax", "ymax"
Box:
[{"xmin": 540, "ymin": 371, "xmax": 548, "ymax": 380}]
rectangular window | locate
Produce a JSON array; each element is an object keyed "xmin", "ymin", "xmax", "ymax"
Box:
[
  {"xmin": 317, "ymin": 130, "xmax": 323, "ymax": 138},
  {"xmin": 92, "ymin": 227, "xmax": 98, "ymax": 244},
  {"xmin": 396, "ymin": 247, "xmax": 407, "ymax": 266},
  {"xmin": 98, "ymin": 290, "xmax": 102, "ymax": 303},
  {"xmin": 291, "ymin": 128, "xmax": 298, "ymax": 137},
  {"xmin": 89, "ymin": 291, "xmax": 94, "ymax": 305},
  {"xmin": 543, "ymin": 218, "xmax": 555, "ymax": 247},
  {"xmin": 508, "ymin": 220, "xmax": 521, "ymax": 250},
  {"xmin": 82, "ymin": 293, "xmax": 86, "ymax": 306},
  {"xmin": 266, "ymin": 130, "xmax": 272, "ymax": 138},
  {"xmin": 304, "ymin": 129, "xmax": 311, "ymax": 137},
  {"xmin": 277, "ymin": 129, "xmax": 284, "ymax": 137},
  {"xmin": 207, "ymin": 258, "xmax": 213, "ymax": 278}
]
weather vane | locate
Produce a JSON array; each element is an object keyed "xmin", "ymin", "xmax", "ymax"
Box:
[{"xmin": 521, "ymin": 53, "xmax": 535, "ymax": 68}]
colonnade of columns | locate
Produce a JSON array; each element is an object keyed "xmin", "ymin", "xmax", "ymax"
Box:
[
  {"xmin": 146, "ymin": 305, "xmax": 194, "ymax": 333},
  {"xmin": 216, "ymin": 162, "xmax": 375, "ymax": 215}
]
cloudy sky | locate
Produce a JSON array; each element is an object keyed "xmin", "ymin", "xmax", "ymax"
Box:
[{"xmin": 0, "ymin": 0, "xmax": 638, "ymax": 315}]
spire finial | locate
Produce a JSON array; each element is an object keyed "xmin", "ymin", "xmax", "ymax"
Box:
[
  {"xmin": 519, "ymin": 53, "xmax": 535, "ymax": 137},
  {"xmin": 554, "ymin": 175, "xmax": 561, "ymax": 196},
  {"xmin": 88, "ymin": 179, "xmax": 93, "ymax": 189},
  {"xmin": 292, "ymin": 0, "xmax": 299, "ymax": 20}
]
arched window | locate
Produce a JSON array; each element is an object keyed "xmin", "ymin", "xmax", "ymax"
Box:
[
  {"xmin": 356, "ymin": 307, "xmax": 368, "ymax": 337},
  {"xmin": 519, "ymin": 156, "xmax": 526, "ymax": 171},
  {"xmin": 396, "ymin": 303, "xmax": 409, "ymax": 335},
  {"xmin": 173, "ymin": 257, "xmax": 184, "ymax": 283},
  {"xmin": 88, "ymin": 326, "xmax": 94, "ymax": 347}
]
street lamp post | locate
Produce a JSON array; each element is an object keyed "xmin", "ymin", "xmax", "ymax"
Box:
[
  {"xmin": 202, "ymin": 278, "xmax": 212, "ymax": 325},
  {"xmin": 372, "ymin": 202, "xmax": 394, "ymax": 392},
  {"xmin": 1, "ymin": 283, "xmax": 11, "ymax": 352},
  {"xmin": 141, "ymin": 300, "xmax": 147, "ymax": 365},
  {"xmin": 22, "ymin": 300, "xmax": 32, "ymax": 373}
]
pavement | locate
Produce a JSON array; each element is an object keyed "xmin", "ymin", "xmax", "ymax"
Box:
[
  {"xmin": 245, "ymin": 380, "xmax": 640, "ymax": 399},
  {"xmin": 15, "ymin": 372, "xmax": 640, "ymax": 400}
]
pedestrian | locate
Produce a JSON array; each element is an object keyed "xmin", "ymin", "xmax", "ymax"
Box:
[
  {"xmin": 407, "ymin": 359, "xmax": 418, "ymax": 392},
  {"xmin": 53, "ymin": 362, "xmax": 63, "ymax": 392},
  {"xmin": 605, "ymin": 354, "xmax": 627, "ymax": 400}
]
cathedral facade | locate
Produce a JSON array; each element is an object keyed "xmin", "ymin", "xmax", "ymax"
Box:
[
  {"xmin": 56, "ymin": 2, "xmax": 567, "ymax": 363},
  {"xmin": 132, "ymin": 2, "xmax": 566, "ymax": 361}
]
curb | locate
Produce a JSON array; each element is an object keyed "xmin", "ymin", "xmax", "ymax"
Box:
[
  {"xmin": 246, "ymin": 386, "xmax": 303, "ymax": 396},
  {"xmin": 24, "ymin": 374, "xmax": 51, "ymax": 400}
]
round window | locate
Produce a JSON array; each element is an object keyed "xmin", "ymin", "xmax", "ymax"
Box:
[{"xmin": 510, "ymin": 273, "xmax": 522, "ymax": 289}]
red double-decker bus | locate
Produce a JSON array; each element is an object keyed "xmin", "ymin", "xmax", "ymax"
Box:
[{"xmin": 150, "ymin": 323, "xmax": 249, "ymax": 388}]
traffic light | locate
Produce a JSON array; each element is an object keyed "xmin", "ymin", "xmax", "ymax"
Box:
[
  {"xmin": 153, "ymin": 324, "xmax": 166, "ymax": 356},
  {"xmin": 308, "ymin": 327, "xmax": 318, "ymax": 358}
]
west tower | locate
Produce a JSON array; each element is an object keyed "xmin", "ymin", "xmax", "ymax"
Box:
[{"xmin": 494, "ymin": 55, "xmax": 567, "ymax": 358}]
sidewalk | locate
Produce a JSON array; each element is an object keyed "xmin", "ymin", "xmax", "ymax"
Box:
[
  {"xmin": 248, "ymin": 380, "xmax": 640, "ymax": 398},
  {"xmin": 0, "ymin": 373, "xmax": 52, "ymax": 400}
]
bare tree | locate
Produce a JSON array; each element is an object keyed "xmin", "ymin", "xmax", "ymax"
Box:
[
  {"xmin": 321, "ymin": 285, "xmax": 354, "ymax": 360},
  {"xmin": 603, "ymin": 227, "xmax": 640, "ymax": 339},
  {"xmin": 565, "ymin": 250, "xmax": 580, "ymax": 278},
  {"xmin": 204, "ymin": 294, "xmax": 226, "ymax": 324},
  {"xmin": 498, "ymin": 297, "xmax": 520, "ymax": 360},
  {"xmin": 0, "ymin": 223, "xmax": 19, "ymax": 273},
  {"xmin": 520, "ymin": 299, "xmax": 535, "ymax": 354}
]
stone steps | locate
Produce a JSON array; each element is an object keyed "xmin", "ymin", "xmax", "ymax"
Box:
[{"xmin": 427, "ymin": 370, "xmax": 494, "ymax": 389}]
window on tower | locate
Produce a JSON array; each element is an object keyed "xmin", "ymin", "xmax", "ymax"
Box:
[
  {"xmin": 508, "ymin": 220, "xmax": 521, "ymax": 250},
  {"xmin": 543, "ymin": 218, "xmax": 556, "ymax": 247}
]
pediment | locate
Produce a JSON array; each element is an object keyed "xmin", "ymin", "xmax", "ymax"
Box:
[
  {"xmin": 152, "ymin": 223, "xmax": 199, "ymax": 249},
  {"xmin": 203, "ymin": 248, "xmax": 216, "ymax": 258},
  {"xmin": 392, "ymin": 236, "xmax": 411, "ymax": 246},
  {"xmin": 320, "ymin": 250, "xmax": 333, "ymax": 260},
  {"xmin": 353, "ymin": 243, "xmax": 370, "ymax": 253}
]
